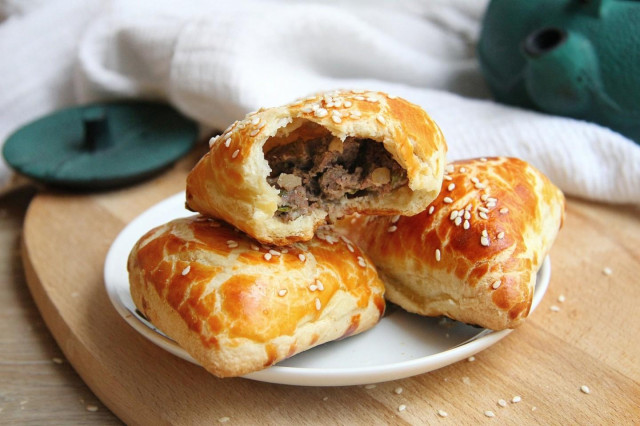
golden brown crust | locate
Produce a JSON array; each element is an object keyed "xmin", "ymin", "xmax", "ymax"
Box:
[
  {"xmin": 128, "ymin": 215, "xmax": 385, "ymax": 377},
  {"xmin": 336, "ymin": 157, "xmax": 565, "ymax": 330},
  {"xmin": 185, "ymin": 89, "xmax": 447, "ymax": 245}
]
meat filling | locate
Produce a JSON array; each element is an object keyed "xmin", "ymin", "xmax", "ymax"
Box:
[{"xmin": 265, "ymin": 135, "xmax": 408, "ymax": 222}]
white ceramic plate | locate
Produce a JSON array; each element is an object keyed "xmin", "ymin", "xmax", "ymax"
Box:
[{"xmin": 104, "ymin": 192, "xmax": 550, "ymax": 387}]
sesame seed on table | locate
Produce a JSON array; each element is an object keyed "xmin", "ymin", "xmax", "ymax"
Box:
[{"xmin": 4, "ymin": 144, "xmax": 639, "ymax": 424}]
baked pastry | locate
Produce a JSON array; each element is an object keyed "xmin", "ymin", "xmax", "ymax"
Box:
[
  {"xmin": 186, "ymin": 89, "xmax": 447, "ymax": 245},
  {"xmin": 128, "ymin": 215, "xmax": 385, "ymax": 377},
  {"xmin": 336, "ymin": 157, "xmax": 565, "ymax": 330}
]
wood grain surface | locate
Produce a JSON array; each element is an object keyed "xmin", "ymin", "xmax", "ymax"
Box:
[{"xmin": 8, "ymin": 146, "xmax": 640, "ymax": 424}]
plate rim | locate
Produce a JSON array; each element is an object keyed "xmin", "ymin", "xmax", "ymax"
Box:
[{"xmin": 104, "ymin": 191, "xmax": 550, "ymax": 387}]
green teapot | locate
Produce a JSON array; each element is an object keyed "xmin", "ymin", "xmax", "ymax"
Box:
[{"xmin": 478, "ymin": 0, "xmax": 640, "ymax": 144}]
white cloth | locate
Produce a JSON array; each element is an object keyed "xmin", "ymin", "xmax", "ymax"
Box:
[{"xmin": 2, "ymin": 0, "xmax": 639, "ymax": 204}]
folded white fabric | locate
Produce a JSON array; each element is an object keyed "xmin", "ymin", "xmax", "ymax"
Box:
[{"xmin": 2, "ymin": 0, "xmax": 639, "ymax": 204}]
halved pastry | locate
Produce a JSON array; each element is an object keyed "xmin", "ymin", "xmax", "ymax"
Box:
[
  {"xmin": 186, "ymin": 89, "xmax": 447, "ymax": 245},
  {"xmin": 128, "ymin": 215, "xmax": 385, "ymax": 378},
  {"xmin": 336, "ymin": 157, "xmax": 565, "ymax": 330}
]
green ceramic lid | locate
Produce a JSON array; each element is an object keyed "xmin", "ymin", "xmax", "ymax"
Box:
[{"xmin": 2, "ymin": 101, "xmax": 198, "ymax": 189}]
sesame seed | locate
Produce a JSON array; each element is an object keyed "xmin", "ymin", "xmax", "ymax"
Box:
[
  {"xmin": 86, "ymin": 404, "xmax": 99, "ymax": 412},
  {"xmin": 394, "ymin": 387, "xmax": 403, "ymax": 395},
  {"xmin": 468, "ymin": 356, "xmax": 476, "ymax": 362},
  {"xmin": 209, "ymin": 136, "xmax": 219, "ymax": 147},
  {"xmin": 218, "ymin": 417, "xmax": 230, "ymax": 423},
  {"xmin": 344, "ymin": 101, "xmax": 352, "ymax": 107},
  {"xmin": 446, "ymin": 165, "xmax": 455, "ymax": 173},
  {"xmin": 450, "ymin": 211, "xmax": 459, "ymax": 220},
  {"xmin": 315, "ymin": 298, "xmax": 322, "ymax": 310},
  {"xmin": 558, "ymin": 294, "xmax": 566, "ymax": 303},
  {"xmin": 366, "ymin": 96, "xmax": 379, "ymax": 103},
  {"xmin": 301, "ymin": 106, "xmax": 313, "ymax": 113},
  {"xmin": 484, "ymin": 410, "xmax": 495, "ymax": 418},
  {"xmin": 388, "ymin": 225, "xmax": 397, "ymax": 233},
  {"xmin": 512, "ymin": 396, "xmax": 522, "ymax": 403},
  {"xmin": 580, "ymin": 385, "xmax": 590, "ymax": 394},
  {"xmin": 602, "ymin": 267, "xmax": 612, "ymax": 276},
  {"xmin": 480, "ymin": 157, "xmax": 488, "ymax": 162},
  {"xmin": 454, "ymin": 217, "xmax": 462, "ymax": 226},
  {"xmin": 316, "ymin": 280, "xmax": 324, "ymax": 291},
  {"xmin": 486, "ymin": 201, "xmax": 497, "ymax": 208},
  {"xmin": 298, "ymin": 253, "xmax": 306, "ymax": 262},
  {"xmin": 281, "ymin": 248, "xmax": 289, "ymax": 253},
  {"xmin": 475, "ymin": 183, "xmax": 486, "ymax": 190},
  {"xmin": 181, "ymin": 265, "xmax": 191, "ymax": 276},
  {"xmin": 498, "ymin": 399, "xmax": 507, "ymax": 407},
  {"xmin": 479, "ymin": 211, "xmax": 489, "ymax": 220},
  {"xmin": 232, "ymin": 149, "xmax": 240, "ymax": 159},
  {"xmin": 428, "ymin": 206, "xmax": 435, "ymax": 215},
  {"xmin": 482, "ymin": 229, "xmax": 489, "ymax": 237},
  {"xmin": 224, "ymin": 138, "xmax": 232, "ymax": 148},
  {"xmin": 497, "ymin": 232, "xmax": 505, "ymax": 239},
  {"xmin": 354, "ymin": 95, "xmax": 365, "ymax": 101},
  {"xmin": 227, "ymin": 240, "xmax": 238, "ymax": 248},
  {"xmin": 499, "ymin": 208, "xmax": 509, "ymax": 214},
  {"xmin": 264, "ymin": 253, "xmax": 272, "ymax": 261},
  {"xmin": 465, "ymin": 203, "xmax": 473, "ymax": 211},
  {"xmin": 269, "ymin": 249, "xmax": 281, "ymax": 256},
  {"xmin": 391, "ymin": 215, "xmax": 400, "ymax": 223},
  {"xmin": 443, "ymin": 175, "xmax": 453, "ymax": 181},
  {"xmin": 52, "ymin": 357, "xmax": 64, "ymax": 364},
  {"xmin": 350, "ymin": 111, "xmax": 362, "ymax": 118},
  {"xmin": 443, "ymin": 197, "xmax": 453, "ymax": 204},
  {"xmin": 278, "ymin": 289, "xmax": 287, "ymax": 297},
  {"xmin": 471, "ymin": 177, "xmax": 479, "ymax": 184},
  {"xmin": 347, "ymin": 244, "xmax": 355, "ymax": 253},
  {"xmin": 478, "ymin": 206, "xmax": 489, "ymax": 213},
  {"xmin": 550, "ymin": 305, "xmax": 560, "ymax": 312},
  {"xmin": 447, "ymin": 183, "xmax": 456, "ymax": 191},
  {"xmin": 481, "ymin": 194, "xmax": 489, "ymax": 202},
  {"xmin": 331, "ymin": 115, "xmax": 342, "ymax": 124},
  {"xmin": 309, "ymin": 284, "xmax": 318, "ymax": 291},
  {"xmin": 398, "ymin": 404, "xmax": 407, "ymax": 412},
  {"xmin": 481, "ymin": 236, "xmax": 490, "ymax": 247},
  {"xmin": 460, "ymin": 167, "xmax": 467, "ymax": 173},
  {"xmin": 376, "ymin": 114, "xmax": 385, "ymax": 124},
  {"xmin": 437, "ymin": 410, "xmax": 448, "ymax": 418},
  {"xmin": 357, "ymin": 256, "xmax": 367, "ymax": 268},
  {"xmin": 314, "ymin": 108, "xmax": 328, "ymax": 117},
  {"xmin": 326, "ymin": 102, "xmax": 334, "ymax": 108},
  {"xmin": 251, "ymin": 116, "xmax": 260, "ymax": 125},
  {"xmin": 462, "ymin": 376, "xmax": 471, "ymax": 385},
  {"xmin": 435, "ymin": 249, "xmax": 441, "ymax": 262},
  {"xmin": 250, "ymin": 128, "xmax": 260, "ymax": 137},
  {"xmin": 251, "ymin": 244, "xmax": 260, "ymax": 251},
  {"xmin": 364, "ymin": 384, "xmax": 376, "ymax": 389},
  {"xmin": 492, "ymin": 280, "xmax": 501, "ymax": 289},
  {"xmin": 463, "ymin": 220, "xmax": 470, "ymax": 230},
  {"xmin": 323, "ymin": 396, "xmax": 329, "ymax": 401}
]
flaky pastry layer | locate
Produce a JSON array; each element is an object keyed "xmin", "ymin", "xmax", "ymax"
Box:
[
  {"xmin": 337, "ymin": 157, "xmax": 565, "ymax": 330},
  {"xmin": 128, "ymin": 215, "xmax": 385, "ymax": 377}
]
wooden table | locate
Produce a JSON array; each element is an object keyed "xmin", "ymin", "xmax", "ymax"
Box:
[{"xmin": 2, "ymin": 148, "xmax": 639, "ymax": 424}]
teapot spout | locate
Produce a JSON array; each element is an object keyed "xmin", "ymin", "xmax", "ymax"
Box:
[{"xmin": 522, "ymin": 28, "xmax": 600, "ymax": 117}]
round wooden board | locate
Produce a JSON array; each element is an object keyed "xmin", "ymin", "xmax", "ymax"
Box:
[{"xmin": 20, "ymin": 149, "xmax": 640, "ymax": 424}]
